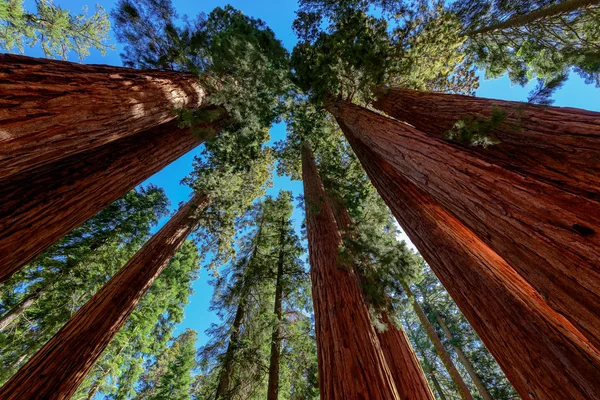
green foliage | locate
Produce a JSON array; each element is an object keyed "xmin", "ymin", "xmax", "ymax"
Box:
[
  {"xmin": 0, "ymin": 185, "xmax": 168, "ymax": 384},
  {"xmin": 444, "ymin": 106, "xmax": 509, "ymax": 147},
  {"xmin": 0, "ymin": 0, "xmax": 112, "ymax": 60}
]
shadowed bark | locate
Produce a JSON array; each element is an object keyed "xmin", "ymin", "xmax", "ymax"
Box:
[
  {"xmin": 343, "ymin": 131, "xmax": 600, "ymax": 399},
  {"xmin": 331, "ymin": 100, "xmax": 600, "ymax": 351},
  {"xmin": 0, "ymin": 54, "xmax": 207, "ymax": 180},
  {"xmin": 0, "ymin": 193, "xmax": 208, "ymax": 400}
]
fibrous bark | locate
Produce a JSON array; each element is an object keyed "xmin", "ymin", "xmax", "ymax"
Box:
[
  {"xmin": 332, "ymin": 101, "xmax": 600, "ymax": 351},
  {"xmin": 433, "ymin": 313, "xmax": 493, "ymax": 400},
  {"xmin": 402, "ymin": 283, "xmax": 473, "ymax": 400},
  {"xmin": 0, "ymin": 121, "xmax": 203, "ymax": 282},
  {"xmin": 301, "ymin": 142, "xmax": 400, "ymax": 400},
  {"xmin": 372, "ymin": 87, "xmax": 600, "ymax": 200},
  {"xmin": 0, "ymin": 193, "xmax": 207, "ymax": 400},
  {"xmin": 344, "ymin": 132, "xmax": 600, "ymax": 399},
  {"xmin": 0, "ymin": 54, "xmax": 206, "ymax": 180}
]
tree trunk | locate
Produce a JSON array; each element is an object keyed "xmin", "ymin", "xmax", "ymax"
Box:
[
  {"xmin": 0, "ymin": 284, "xmax": 49, "ymax": 331},
  {"xmin": 372, "ymin": 87, "xmax": 600, "ymax": 200},
  {"xmin": 343, "ymin": 132, "xmax": 600, "ymax": 399},
  {"xmin": 402, "ymin": 283, "xmax": 473, "ymax": 400},
  {"xmin": 433, "ymin": 313, "xmax": 493, "ymax": 400},
  {"xmin": 332, "ymin": 100, "xmax": 600, "ymax": 351},
  {"xmin": 0, "ymin": 193, "xmax": 208, "ymax": 400},
  {"xmin": 266, "ymin": 219, "xmax": 286, "ymax": 400},
  {"xmin": 0, "ymin": 54, "xmax": 207, "ymax": 180},
  {"xmin": 325, "ymin": 189, "xmax": 433, "ymax": 399},
  {"xmin": 301, "ymin": 141, "xmax": 400, "ymax": 400},
  {"xmin": 0, "ymin": 120, "xmax": 209, "ymax": 282},
  {"xmin": 467, "ymin": 0, "xmax": 598, "ymax": 36},
  {"xmin": 430, "ymin": 373, "xmax": 447, "ymax": 400}
]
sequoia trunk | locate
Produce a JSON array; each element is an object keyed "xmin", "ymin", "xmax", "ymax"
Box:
[
  {"xmin": 333, "ymin": 101, "xmax": 600, "ymax": 351},
  {"xmin": 372, "ymin": 87, "xmax": 600, "ymax": 199},
  {"xmin": 344, "ymin": 132, "xmax": 600, "ymax": 399},
  {"xmin": 402, "ymin": 283, "xmax": 473, "ymax": 400},
  {"xmin": 0, "ymin": 121, "xmax": 209, "ymax": 282},
  {"xmin": 0, "ymin": 54, "xmax": 207, "ymax": 180},
  {"xmin": 0, "ymin": 193, "xmax": 208, "ymax": 400},
  {"xmin": 434, "ymin": 313, "xmax": 493, "ymax": 400},
  {"xmin": 301, "ymin": 142, "xmax": 400, "ymax": 400},
  {"xmin": 266, "ymin": 219, "xmax": 286, "ymax": 400},
  {"xmin": 325, "ymin": 188, "xmax": 432, "ymax": 399}
]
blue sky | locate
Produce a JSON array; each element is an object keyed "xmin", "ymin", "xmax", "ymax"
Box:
[{"xmin": 20, "ymin": 0, "xmax": 600, "ymax": 347}]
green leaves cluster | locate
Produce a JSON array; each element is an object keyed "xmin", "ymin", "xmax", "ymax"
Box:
[{"xmin": 0, "ymin": 0, "xmax": 112, "ymax": 60}]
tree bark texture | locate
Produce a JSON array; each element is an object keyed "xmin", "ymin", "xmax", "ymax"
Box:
[
  {"xmin": 332, "ymin": 101, "xmax": 600, "ymax": 351},
  {"xmin": 0, "ymin": 122, "xmax": 201, "ymax": 282},
  {"xmin": 344, "ymin": 132, "xmax": 600, "ymax": 399},
  {"xmin": 325, "ymin": 189, "xmax": 433, "ymax": 400},
  {"xmin": 301, "ymin": 142, "xmax": 401, "ymax": 400},
  {"xmin": 434, "ymin": 313, "xmax": 493, "ymax": 400},
  {"xmin": 372, "ymin": 87, "xmax": 600, "ymax": 200},
  {"xmin": 0, "ymin": 54, "xmax": 207, "ymax": 180},
  {"xmin": 402, "ymin": 283, "xmax": 473, "ymax": 400},
  {"xmin": 266, "ymin": 220, "xmax": 286, "ymax": 400},
  {"xmin": 0, "ymin": 193, "xmax": 208, "ymax": 400},
  {"xmin": 0, "ymin": 284, "xmax": 48, "ymax": 331},
  {"xmin": 468, "ymin": 0, "xmax": 599, "ymax": 35}
]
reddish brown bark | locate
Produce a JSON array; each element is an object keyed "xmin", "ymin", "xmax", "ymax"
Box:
[
  {"xmin": 345, "ymin": 133, "xmax": 600, "ymax": 399},
  {"xmin": 372, "ymin": 87, "xmax": 600, "ymax": 199},
  {"xmin": 301, "ymin": 142, "xmax": 400, "ymax": 400},
  {"xmin": 332, "ymin": 101, "xmax": 600, "ymax": 351},
  {"xmin": 0, "ymin": 122, "xmax": 202, "ymax": 282},
  {"xmin": 0, "ymin": 193, "xmax": 207, "ymax": 400},
  {"xmin": 325, "ymin": 190, "xmax": 433, "ymax": 399},
  {"xmin": 0, "ymin": 54, "xmax": 207, "ymax": 180}
]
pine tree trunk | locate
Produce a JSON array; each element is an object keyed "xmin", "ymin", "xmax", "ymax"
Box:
[
  {"xmin": 326, "ymin": 189, "xmax": 433, "ymax": 399},
  {"xmin": 433, "ymin": 313, "xmax": 493, "ymax": 400},
  {"xmin": 301, "ymin": 142, "xmax": 400, "ymax": 400},
  {"xmin": 266, "ymin": 219, "xmax": 286, "ymax": 400},
  {"xmin": 467, "ymin": 0, "xmax": 598, "ymax": 36},
  {"xmin": 429, "ymin": 373, "xmax": 448, "ymax": 400},
  {"xmin": 0, "ymin": 193, "xmax": 208, "ymax": 400},
  {"xmin": 372, "ymin": 87, "xmax": 600, "ymax": 200},
  {"xmin": 343, "ymin": 132, "xmax": 600, "ymax": 399},
  {"xmin": 0, "ymin": 54, "xmax": 207, "ymax": 180},
  {"xmin": 402, "ymin": 283, "xmax": 473, "ymax": 400},
  {"xmin": 0, "ymin": 284, "xmax": 48, "ymax": 331},
  {"xmin": 0, "ymin": 120, "xmax": 212, "ymax": 282},
  {"xmin": 331, "ymin": 100, "xmax": 600, "ymax": 351}
]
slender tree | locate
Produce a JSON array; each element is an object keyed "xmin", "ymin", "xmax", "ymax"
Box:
[
  {"xmin": 0, "ymin": 192, "xmax": 208, "ymax": 399},
  {"xmin": 372, "ymin": 86, "xmax": 600, "ymax": 199},
  {"xmin": 345, "ymin": 133, "xmax": 600, "ymax": 398}
]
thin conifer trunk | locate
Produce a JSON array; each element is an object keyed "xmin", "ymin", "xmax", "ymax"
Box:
[
  {"xmin": 0, "ymin": 285, "xmax": 49, "ymax": 331},
  {"xmin": 266, "ymin": 218, "xmax": 286, "ymax": 400},
  {"xmin": 301, "ymin": 142, "xmax": 400, "ymax": 400},
  {"xmin": 0, "ymin": 54, "xmax": 207, "ymax": 180},
  {"xmin": 372, "ymin": 86, "xmax": 600, "ymax": 199},
  {"xmin": 433, "ymin": 313, "xmax": 493, "ymax": 400},
  {"xmin": 402, "ymin": 282, "xmax": 473, "ymax": 400},
  {"xmin": 0, "ymin": 193, "xmax": 208, "ymax": 400},
  {"xmin": 343, "ymin": 132, "xmax": 600, "ymax": 399},
  {"xmin": 331, "ymin": 100, "xmax": 600, "ymax": 351},
  {"xmin": 468, "ymin": 0, "xmax": 598, "ymax": 36}
]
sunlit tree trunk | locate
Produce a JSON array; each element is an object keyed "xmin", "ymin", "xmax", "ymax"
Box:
[
  {"xmin": 331, "ymin": 100, "xmax": 600, "ymax": 351},
  {"xmin": 433, "ymin": 312, "xmax": 493, "ymax": 400},
  {"xmin": 0, "ymin": 193, "xmax": 208, "ymax": 400},
  {"xmin": 402, "ymin": 282, "xmax": 473, "ymax": 400},
  {"xmin": 0, "ymin": 117, "xmax": 222, "ymax": 282},
  {"xmin": 326, "ymin": 190, "xmax": 433, "ymax": 399},
  {"xmin": 0, "ymin": 54, "xmax": 207, "ymax": 180},
  {"xmin": 372, "ymin": 86, "xmax": 600, "ymax": 199},
  {"xmin": 0, "ymin": 284, "xmax": 49, "ymax": 331},
  {"xmin": 267, "ymin": 218, "xmax": 286, "ymax": 400},
  {"xmin": 301, "ymin": 142, "xmax": 400, "ymax": 400},
  {"xmin": 342, "ymin": 131, "xmax": 600, "ymax": 399},
  {"xmin": 467, "ymin": 0, "xmax": 598, "ymax": 35}
]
